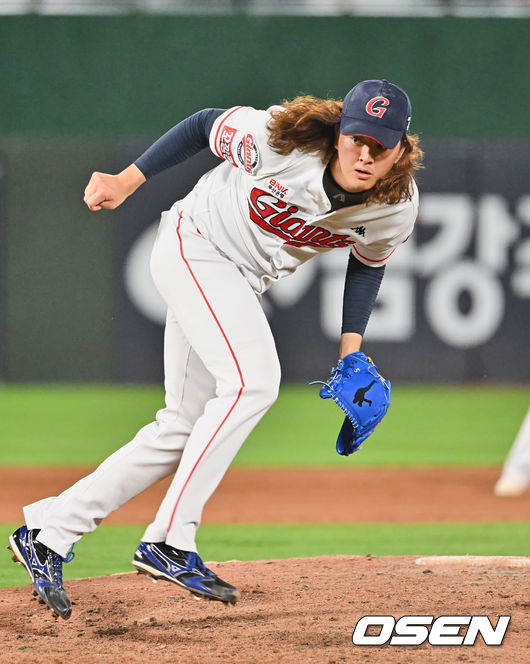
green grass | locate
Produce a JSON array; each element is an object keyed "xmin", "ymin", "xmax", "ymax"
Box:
[
  {"xmin": 1, "ymin": 522, "xmax": 528, "ymax": 589},
  {"xmin": 0, "ymin": 384, "xmax": 528, "ymax": 467},
  {"xmin": 2, "ymin": 386, "xmax": 526, "ymax": 590},
  {"xmin": 0, "ymin": 384, "xmax": 164, "ymax": 466}
]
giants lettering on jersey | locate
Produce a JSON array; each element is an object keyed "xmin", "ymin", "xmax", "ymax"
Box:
[
  {"xmin": 244, "ymin": 134, "xmax": 255, "ymax": 172},
  {"xmin": 248, "ymin": 188, "xmax": 355, "ymax": 249},
  {"xmin": 236, "ymin": 133, "xmax": 259, "ymax": 174},
  {"xmin": 218, "ymin": 126, "xmax": 237, "ymax": 167}
]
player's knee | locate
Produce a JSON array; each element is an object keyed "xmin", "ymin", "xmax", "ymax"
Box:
[
  {"xmin": 245, "ymin": 359, "xmax": 281, "ymax": 409},
  {"xmin": 266, "ymin": 361, "xmax": 282, "ymax": 404},
  {"xmin": 253, "ymin": 379, "xmax": 280, "ymax": 410},
  {"xmin": 138, "ymin": 419, "xmax": 187, "ymax": 452}
]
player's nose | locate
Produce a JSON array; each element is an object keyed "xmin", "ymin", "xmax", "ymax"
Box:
[{"xmin": 358, "ymin": 144, "xmax": 373, "ymax": 162}]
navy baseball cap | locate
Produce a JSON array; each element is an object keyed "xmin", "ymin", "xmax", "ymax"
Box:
[{"xmin": 340, "ymin": 79, "xmax": 412, "ymax": 149}]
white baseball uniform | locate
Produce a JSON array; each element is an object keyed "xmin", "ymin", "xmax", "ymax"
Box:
[
  {"xmin": 23, "ymin": 106, "xmax": 418, "ymax": 558},
  {"xmin": 494, "ymin": 407, "xmax": 530, "ymax": 496}
]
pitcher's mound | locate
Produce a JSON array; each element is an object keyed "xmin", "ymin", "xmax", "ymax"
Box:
[{"xmin": 0, "ymin": 555, "xmax": 528, "ymax": 663}]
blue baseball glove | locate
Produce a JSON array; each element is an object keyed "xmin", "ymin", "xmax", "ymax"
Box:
[{"xmin": 314, "ymin": 352, "xmax": 391, "ymax": 455}]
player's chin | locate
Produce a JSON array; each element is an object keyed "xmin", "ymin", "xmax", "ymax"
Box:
[{"xmin": 344, "ymin": 176, "xmax": 375, "ymax": 193}]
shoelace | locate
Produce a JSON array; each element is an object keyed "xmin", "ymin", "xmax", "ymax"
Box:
[
  {"xmin": 50, "ymin": 547, "xmax": 75, "ymax": 585},
  {"xmin": 187, "ymin": 552, "xmax": 214, "ymax": 577}
]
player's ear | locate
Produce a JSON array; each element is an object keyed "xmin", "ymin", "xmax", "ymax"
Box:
[{"xmin": 394, "ymin": 148, "xmax": 405, "ymax": 165}]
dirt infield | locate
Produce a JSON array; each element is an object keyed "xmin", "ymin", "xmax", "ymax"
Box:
[
  {"xmin": 2, "ymin": 466, "xmax": 529, "ymax": 524},
  {"xmin": 1, "ymin": 556, "xmax": 528, "ymax": 663},
  {"xmin": 1, "ymin": 467, "xmax": 529, "ymax": 662}
]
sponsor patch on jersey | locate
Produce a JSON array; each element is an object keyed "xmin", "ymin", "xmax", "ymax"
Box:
[
  {"xmin": 267, "ymin": 178, "xmax": 289, "ymax": 199},
  {"xmin": 237, "ymin": 133, "xmax": 259, "ymax": 174},
  {"xmin": 248, "ymin": 187, "xmax": 356, "ymax": 249},
  {"xmin": 351, "ymin": 225, "xmax": 366, "ymax": 237},
  {"xmin": 218, "ymin": 125, "xmax": 237, "ymax": 167}
]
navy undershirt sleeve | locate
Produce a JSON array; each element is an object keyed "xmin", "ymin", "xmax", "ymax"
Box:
[
  {"xmin": 341, "ymin": 253, "xmax": 386, "ymax": 336},
  {"xmin": 134, "ymin": 108, "xmax": 225, "ymax": 179}
]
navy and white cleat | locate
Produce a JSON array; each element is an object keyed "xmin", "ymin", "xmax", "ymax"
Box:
[
  {"xmin": 132, "ymin": 541, "xmax": 240, "ymax": 604},
  {"xmin": 8, "ymin": 526, "xmax": 74, "ymax": 620}
]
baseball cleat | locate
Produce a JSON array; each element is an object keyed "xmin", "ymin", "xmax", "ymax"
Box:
[
  {"xmin": 8, "ymin": 526, "xmax": 74, "ymax": 620},
  {"xmin": 132, "ymin": 541, "xmax": 240, "ymax": 604}
]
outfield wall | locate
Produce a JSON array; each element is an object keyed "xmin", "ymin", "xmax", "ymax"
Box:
[
  {"xmin": 0, "ymin": 16, "xmax": 528, "ymax": 138},
  {"xmin": 0, "ymin": 16, "xmax": 529, "ymax": 382}
]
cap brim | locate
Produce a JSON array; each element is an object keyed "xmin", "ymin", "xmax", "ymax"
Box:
[{"xmin": 340, "ymin": 117, "xmax": 403, "ymax": 149}]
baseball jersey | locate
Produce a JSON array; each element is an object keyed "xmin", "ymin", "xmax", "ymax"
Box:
[{"xmin": 173, "ymin": 105, "xmax": 418, "ymax": 295}]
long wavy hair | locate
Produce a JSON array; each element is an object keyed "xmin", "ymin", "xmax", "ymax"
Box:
[{"xmin": 267, "ymin": 95, "xmax": 423, "ymax": 205}]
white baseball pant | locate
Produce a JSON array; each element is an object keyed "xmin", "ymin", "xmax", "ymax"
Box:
[
  {"xmin": 494, "ymin": 407, "xmax": 530, "ymax": 495},
  {"xmin": 24, "ymin": 209, "xmax": 281, "ymax": 557}
]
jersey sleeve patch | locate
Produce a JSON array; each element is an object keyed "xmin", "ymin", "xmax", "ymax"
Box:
[
  {"xmin": 210, "ymin": 106, "xmax": 274, "ymax": 175},
  {"xmin": 236, "ymin": 133, "xmax": 260, "ymax": 175},
  {"xmin": 217, "ymin": 124, "xmax": 238, "ymax": 166},
  {"xmin": 211, "ymin": 106, "xmax": 244, "ymax": 166}
]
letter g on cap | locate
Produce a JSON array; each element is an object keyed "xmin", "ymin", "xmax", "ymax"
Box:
[{"xmin": 365, "ymin": 96, "xmax": 389, "ymax": 118}]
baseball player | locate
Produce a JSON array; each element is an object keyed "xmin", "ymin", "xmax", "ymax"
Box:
[
  {"xmin": 494, "ymin": 407, "xmax": 530, "ymax": 496},
  {"xmin": 9, "ymin": 80, "xmax": 422, "ymax": 619}
]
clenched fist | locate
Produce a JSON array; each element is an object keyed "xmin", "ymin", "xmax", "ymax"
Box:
[{"xmin": 83, "ymin": 164, "xmax": 146, "ymax": 211}]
